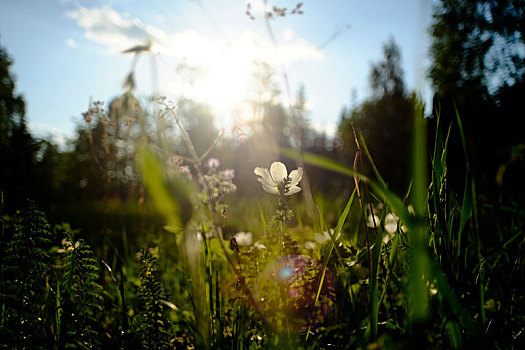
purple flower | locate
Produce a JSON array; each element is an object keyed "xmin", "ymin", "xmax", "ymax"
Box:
[
  {"xmin": 223, "ymin": 169, "xmax": 235, "ymax": 180},
  {"xmin": 207, "ymin": 158, "xmax": 220, "ymax": 168}
]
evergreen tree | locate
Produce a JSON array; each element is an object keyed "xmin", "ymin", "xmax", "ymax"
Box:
[
  {"xmin": 339, "ymin": 38, "xmax": 414, "ymax": 192},
  {"xmin": 429, "ymin": 0, "xmax": 525, "ymax": 201},
  {"xmin": 0, "ymin": 43, "xmax": 40, "ymax": 210}
]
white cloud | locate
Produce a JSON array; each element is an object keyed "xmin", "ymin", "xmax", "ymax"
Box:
[
  {"xmin": 65, "ymin": 5, "xmax": 322, "ymax": 64},
  {"xmin": 66, "ymin": 38, "xmax": 78, "ymax": 48},
  {"xmin": 65, "ymin": 5, "xmax": 323, "ymax": 120},
  {"xmin": 28, "ymin": 122, "xmax": 70, "ymax": 148},
  {"xmin": 66, "ymin": 6, "xmax": 151, "ymax": 53},
  {"xmin": 283, "ymin": 28, "xmax": 295, "ymax": 41}
]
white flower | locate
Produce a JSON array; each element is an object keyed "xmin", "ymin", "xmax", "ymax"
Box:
[
  {"xmin": 366, "ymin": 214, "xmax": 380, "ymax": 228},
  {"xmin": 304, "ymin": 241, "xmax": 316, "ymax": 250},
  {"xmin": 384, "ymin": 213, "xmax": 399, "ymax": 234},
  {"xmin": 254, "ymin": 162, "xmax": 303, "ymax": 195},
  {"xmin": 254, "ymin": 241, "xmax": 266, "ymax": 250},
  {"xmin": 314, "ymin": 228, "xmax": 341, "ymax": 244},
  {"xmin": 234, "ymin": 231, "xmax": 253, "ymax": 245}
]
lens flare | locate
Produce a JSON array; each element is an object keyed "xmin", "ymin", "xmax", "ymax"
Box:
[{"xmin": 255, "ymin": 255, "xmax": 335, "ymax": 330}]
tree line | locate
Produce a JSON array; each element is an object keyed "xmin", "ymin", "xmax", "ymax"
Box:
[{"xmin": 1, "ymin": 0, "xmax": 524, "ymax": 224}]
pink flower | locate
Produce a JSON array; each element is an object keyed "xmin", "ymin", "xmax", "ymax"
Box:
[{"xmin": 207, "ymin": 158, "xmax": 220, "ymax": 168}]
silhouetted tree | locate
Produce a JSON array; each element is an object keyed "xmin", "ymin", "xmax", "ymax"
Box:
[
  {"xmin": 339, "ymin": 38, "xmax": 414, "ymax": 193},
  {"xmin": 370, "ymin": 37, "xmax": 405, "ymax": 98},
  {"xmin": 0, "ymin": 43, "xmax": 40, "ymax": 210},
  {"xmin": 429, "ymin": 0, "xmax": 525, "ymax": 202}
]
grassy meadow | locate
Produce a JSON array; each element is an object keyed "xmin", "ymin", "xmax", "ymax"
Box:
[{"xmin": 1, "ymin": 2, "xmax": 525, "ymax": 349}]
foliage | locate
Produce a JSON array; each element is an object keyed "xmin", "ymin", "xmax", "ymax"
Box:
[
  {"xmin": 56, "ymin": 223, "xmax": 104, "ymax": 349},
  {"xmin": 136, "ymin": 249, "xmax": 173, "ymax": 349},
  {"xmin": 0, "ymin": 44, "xmax": 40, "ymax": 211},
  {"xmin": 0, "ymin": 201, "xmax": 53, "ymax": 349},
  {"xmin": 339, "ymin": 38, "xmax": 414, "ymax": 192},
  {"xmin": 2, "ymin": 11, "xmax": 525, "ymax": 348},
  {"xmin": 430, "ymin": 0, "xmax": 524, "ymax": 97},
  {"xmin": 428, "ymin": 0, "xmax": 525, "ymax": 203}
]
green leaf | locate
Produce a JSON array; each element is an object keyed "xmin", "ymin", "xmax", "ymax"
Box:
[{"xmin": 137, "ymin": 145, "xmax": 193, "ymax": 231}]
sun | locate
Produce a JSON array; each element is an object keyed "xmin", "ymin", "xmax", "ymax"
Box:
[{"xmin": 198, "ymin": 52, "xmax": 253, "ymax": 118}]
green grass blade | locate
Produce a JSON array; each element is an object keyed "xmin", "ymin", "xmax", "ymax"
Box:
[
  {"xmin": 369, "ymin": 217, "xmax": 383, "ymax": 340},
  {"xmin": 137, "ymin": 146, "xmax": 182, "ymax": 230},
  {"xmin": 457, "ymin": 170, "xmax": 473, "ymax": 256},
  {"xmin": 359, "ymin": 133, "xmax": 388, "ymax": 189},
  {"xmin": 409, "ymin": 99, "xmax": 430, "ymax": 324},
  {"xmin": 454, "ymin": 103, "xmax": 469, "ymax": 162},
  {"xmin": 281, "ymin": 147, "xmax": 415, "ymax": 232},
  {"xmin": 307, "ymin": 187, "xmax": 356, "ymax": 342}
]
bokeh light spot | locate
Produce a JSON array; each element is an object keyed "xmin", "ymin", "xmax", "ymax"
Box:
[{"xmin": 255, "ymin": 255, "xmax": 335, "ymax": 331}]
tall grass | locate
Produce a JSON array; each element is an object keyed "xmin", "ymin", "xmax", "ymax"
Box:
[{"xmin": 2, "ymin": 77, "xmax": 524, "ymax": 349}]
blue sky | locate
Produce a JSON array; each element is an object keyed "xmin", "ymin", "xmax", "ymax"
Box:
[{"xmin": 0, "ymin": 0, "xmax": 432, "ymax": 145}]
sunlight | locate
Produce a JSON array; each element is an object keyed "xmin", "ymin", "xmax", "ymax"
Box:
[
  {"xmin": 163, "ymin": 43, "xmax": 259, "ymax": 126},
  {"xmin": 158, "ymin": 29, "xmax": 322, "ymax": 127},
  {"xmin": 196, "ymin": 48, "xmax": 253, "ymax": 118}
]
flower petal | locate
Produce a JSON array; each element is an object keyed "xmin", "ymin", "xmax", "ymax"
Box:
[
  {"xmin": 366, "ymin": 214, "xmax": 380, "ymax": 228},
  {"xmin": 314, "ymin": 232, "xmax": 328, "ymax": 244},
  {"xmin": 385, "ymin": 222, "xmax": 398, "ymax": 234},
  {"xmin": 234, "ymin": 232, "xmax": 253, "ymax": 245},
  {"xmin": 262, "ymin": 183, "xmax": 279, "ymax": 195},
  {"xmin": 270, "ymin": 162, "xmax": 288, "ymax": 183},
  {"xmin": 289, "ymin": 167, "xmax": 303, "ymax": 187},
  {"xmin": 385, "ymin": 213, "xmax": 398, "ymax": 234},
  {"xmin": 286, "ymin": 185, "xmax": 301, "ymax": 195},
  {"xmin": 254, "ymin": 167, "xmax": 274, "ymax": 186}
]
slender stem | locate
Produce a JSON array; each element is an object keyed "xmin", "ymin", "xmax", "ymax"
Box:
[
  {"xmin": 352, "ymin": 124, "xmax": 372, "ymax": 279},
  {"xmin": 163, "ymin": 102, "xmax": 269, "ymax": 325},
  {"xmin": 199, "ymin": 130, "xmax": 224, "ymax": 162}
]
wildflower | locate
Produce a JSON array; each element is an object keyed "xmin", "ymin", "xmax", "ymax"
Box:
[
  {"xmin": 222, "ymin": 169, "xmax": 235, "ymax": 181},
  {"xmin": 314, "ymin": 228, "xmax": 340, "ymax": 244},
  {"xmin": 179, "ymin": 165, "xmax": 192, "ymax": 179},
  {"xmin": 304, "ymin": 241, "xmax": 316, "ymax": 250},
  {"xmin": 234, "ymin": 231, "xmax": 253, "ymax": 245},
  {"xmin": 207, "ymin": 158, "xmax": 220, "ymax": 168},
  {"xmin": 254, "ymin": 161, "xmax": 303, "ymax": 196},
  {"xmin": 384, "ymin": 213, "xmax": 399, "ymax": 234},
  {"xmin": 254, "ymin": 241, "xmax": 266, "ymax": 250},
  {"xmin": 366, "ymin": 214, "xmax": 380, "ymax": 228}
]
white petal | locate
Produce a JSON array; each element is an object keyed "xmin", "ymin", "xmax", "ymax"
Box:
[
  {"xmin": 285, "ymin": 185, "xmax": 301, "ymax": 195},
  {"xmin": 366, "ymin": 214, "xmax": 380, "ymax": 228},
  {"xmin": 385, "ymin": 213, "xmax": 398, "ymax": 224},
  {"xmin": 262, "ymin": 183, "xmax": 279, "ymax": 194},
  {"xmin": 254, "ymin": 241, "xmax": 266, "ymax": 249},
  {"xmin": 270, "ymin": 162, "xmax": 288, "ymax": 183},
  {"xmin": 385, "ymin": 222, "xmax": 398, "ymax": 234},
  {"xmin": 385, "ymin": 213, "xmax": 398, "ymax": 234},
  {"xmin": 314, "ymin": 232, "xmax": 328, "ymax": 244},
  {"xmin": 254, "ymin": 167, "xmax": 274, "ymax": 186},
  {"xmin": 234, "ymin": 232, "xmax": 253, "ymax": 245},
  {"xmin": 289, "ymin": 167, "xmax": 303, "ymax": 187},
  {"xmin": 304, "ymin": 241, "xmax": 316, "ymax": 250}
]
